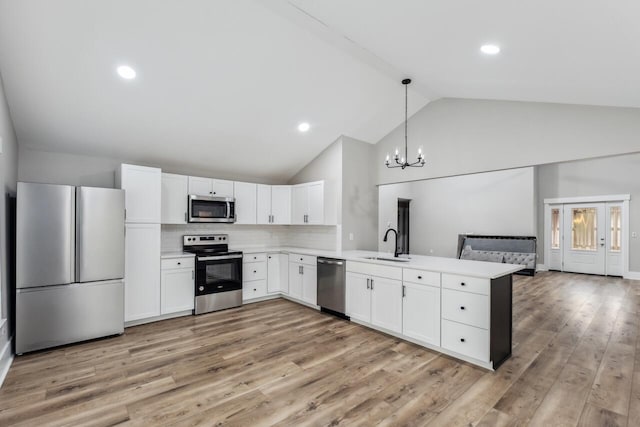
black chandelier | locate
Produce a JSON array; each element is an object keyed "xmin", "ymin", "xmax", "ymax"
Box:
[{"xmin": 385, "ymin": 78, "xmax": 425, "ymax": 169}]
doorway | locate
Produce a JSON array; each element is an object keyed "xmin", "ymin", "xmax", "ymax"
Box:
[{"xmin": 544, "ymin": 195, "xmax": 629, "ymax": 277}]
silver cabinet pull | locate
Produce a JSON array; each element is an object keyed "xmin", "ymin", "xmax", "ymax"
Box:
[
  {"xmin": 402, "ymin": 285, "xmax": 406, "ymax": 298},
  {"xmin": 366, "ymin": 278, "xmax": 370, "ymax": 289},
  {"xmin": 192, "ymin": 270, "xmax": 195, "ymax": 280},
  {"xmin": 301, "ymin": 265, "xmax": 304, "ymax": 275},
  {"xmin": 370, "ymin": 279, "xmax": 374, "ymax": 290},
  {"xmin": 184, "ymin": 212, "xmax": 187, "ymax": 222}
]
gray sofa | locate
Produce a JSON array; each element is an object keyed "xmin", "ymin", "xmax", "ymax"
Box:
[{"xmin": 457, "ymin": 235, "xmax": 537, "ymax": 276}]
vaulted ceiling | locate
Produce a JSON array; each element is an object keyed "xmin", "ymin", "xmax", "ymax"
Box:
[{"xmin": 1, "ymin": 0, "xmax": 638, "ymax": 182}]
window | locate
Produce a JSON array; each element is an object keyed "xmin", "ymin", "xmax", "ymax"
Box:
[
  {"xmin": 397, "ymin": 199, "xmax": 410, "ymax": 255},
  {"xmin": 571, "ymin": 208, "xmax": 597, "ymax": 251},
  {"xmin": 610, "ymin": 206, "xmax": 621, "ymax": 252},
  {"xmin": 551, "ymin": 208, "xmax": 560, "ymax": 249}
]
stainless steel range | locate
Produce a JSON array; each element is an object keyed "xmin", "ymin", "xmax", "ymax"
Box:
[{"xmin": 183, "ymin": 234, "xmax": 243, "ymax": 314}]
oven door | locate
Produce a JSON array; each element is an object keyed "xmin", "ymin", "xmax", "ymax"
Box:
[
  {"xmin": 189, "ymin": 195, "xmax": 235, "ymax": 223},
  {"xmin": 195, "ymin": 254, "xmax": 243, "ymax": 296}
]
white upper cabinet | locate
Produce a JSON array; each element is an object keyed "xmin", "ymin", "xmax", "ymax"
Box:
[
  {"xmin": 291, "ymin": 181, "xmax": 324, "ymax": 225},
  {"xmin": 271, "ymin": 186, "xmax": 291, "ymax": 225},
  {"xmin": 161, "ymin": 173, "xmax": 188, "ymax": 224},
  {"xmin": 256, "ymin": 184, "xmax": 291, "ymax": 225},
  {"xmin": 188, "ymin": 176, "xmax": 234, "ymax": 197},
  {"xmin": 234, "ymin": 182, "xmax": 257, "ymax": 224},
  {"xmin": 117, "ymin": 164, "xmax": 161, "ymax": 224}
]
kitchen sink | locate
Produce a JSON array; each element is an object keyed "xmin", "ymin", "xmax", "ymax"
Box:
[{"xmin": 362, "ymin": 256, "xmax": 411, "ymax": 262}]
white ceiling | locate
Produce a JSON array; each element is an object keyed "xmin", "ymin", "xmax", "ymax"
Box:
[
  {"xmin": 0, "ymin": 0, "xmax": 427, "ymax": 182},
  {"xmin": 1, "ymin": 1, "xmax": 639, "ymax": 182},
  {"xmin": 287, "ymin": 0, "xmax": 640, "ymax": 107}
]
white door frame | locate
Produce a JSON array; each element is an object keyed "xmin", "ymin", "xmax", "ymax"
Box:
[{"xmin": 543, "ymin": 194, "xmax": 630, "ymax": 278}]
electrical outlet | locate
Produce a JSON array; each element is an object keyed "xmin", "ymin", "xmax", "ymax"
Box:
[
  {"xmin": 632, "ymin": 232, "xmax": 638, "ymax": 238},
  {"xmin": 349, "ymin": 233, "xmax": 354, "ymax": 241}
]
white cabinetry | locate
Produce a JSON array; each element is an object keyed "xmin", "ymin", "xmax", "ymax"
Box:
[
  {"xmin": 345, "ymin": 262, "xmax": 403, "ymax": 333},
  {"xmin": 160, "ymin": 256, "xmax": 194, "ymax": 314},
  {"xmin": 124, "ymin": 223, "xmax": 161, "ymax": 322},
  {"xmin": 161, "ymin": 173, "xmax": 188, "ymax": 224},
  {"xmin": 288, "ymin": 254, "xmax": 317, "ymax": 305},
  {"xmin": 257, "ymin": 185, "xmax": 291, "ymax": 225},
  {"xmin": 243, "ymin": 253, "xmax": 268, "ymax": 301},
  {"xmin": 267, "ymin": 253, "xmax": 288, "ymax": 294},
  {"xmin": 402, "ymin": 268, "xmax": 441, "ymax": 346},
  {"xmin": 117, "ymin": 164, "xmax": 161, "ymax": 223},
  {"xmin": 188, "ymin": 176, "xmax": 234, "ymax": 197},
  {"xmin": 234, "ymin": 182, "xmax": 257, "ymax": 224},
  {"xmin": 291, "ymin": 181, "xmax": 324, "ymax": 225}
]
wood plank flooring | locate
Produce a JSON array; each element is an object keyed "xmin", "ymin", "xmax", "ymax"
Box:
[{"xmin": 1, "ymin": 271, "xmax": 639, "ymax": 426}]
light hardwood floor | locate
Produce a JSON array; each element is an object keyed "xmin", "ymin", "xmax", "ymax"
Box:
[{"xmin": 1, "ymin": 271, "xmax": 639, "ymax": 426}]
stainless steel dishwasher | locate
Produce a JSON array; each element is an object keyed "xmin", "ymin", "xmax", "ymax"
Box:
[{"xmin": 317, "ymin": 257, "xmax": 348, "ymax": 318}]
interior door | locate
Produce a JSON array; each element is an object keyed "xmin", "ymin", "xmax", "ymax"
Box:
[{"xmin": 563, "ymin": 203, "xmax": 606, "ymax": 275}]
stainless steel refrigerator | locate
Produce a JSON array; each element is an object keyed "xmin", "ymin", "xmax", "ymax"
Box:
[{"xmin": 16, "ymin": 182, "xmax": 126, "ymax": 354}]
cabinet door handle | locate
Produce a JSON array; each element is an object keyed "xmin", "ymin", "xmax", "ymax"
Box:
[
  {"xmin": 366, "ymin": 278, "xmax": 370, "ymax": 289},
  {"xmin": 192, "ymin": 270, "xmax": 195, "ymax": 280},
  {"xmin": 177, "ymin": 262, "xmax": 181, "ymax": 266},
  {"xmin": 301, "ymin": 265, "xmax": 304, "ymax": 275},
  {"xmin": 253, "ymin": 288, "xmax": 257, "ymax": 291},
  {"xmin": 417, "ymin": 275, "xmax": 422, "ymax": 280},
  {"xmin": 460, "ymin": 306, "xmax": 466, "ymax": 310},
  {"xmin": 402, "ymin": 285, "xmax": 406, "ymax": 298},
  {"xmin": 370, "ymin": 279, "xmax": 374, "ymax": 290},
  {"xmin": 460, "ymin": 338, "xmax": 466, "ymax": 343},
  {"xmin": 184, "ymin": 212, "xmax": 187, "ymax": 222},
  {"xmin": 460, "ymin": 282, "xmax": 466, "ymax": 287},
  {"xmin": 253, "ymin": 270, "xmax": 257, "ymax": 274}
]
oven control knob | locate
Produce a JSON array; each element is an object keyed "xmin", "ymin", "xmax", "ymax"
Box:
[{"xmin": 199, "ymin": 286, "xmax": 204, "ymax": 291}]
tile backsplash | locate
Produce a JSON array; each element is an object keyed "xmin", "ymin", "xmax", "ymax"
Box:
[{"xmin": 161, "ymin": 224, "xmax": 338, "ymax": 252}]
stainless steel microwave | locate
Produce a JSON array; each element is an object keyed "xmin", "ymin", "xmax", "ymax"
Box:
[{"xmin": 188, "ymin": 195, "xmax": 236, "ymax": 223}]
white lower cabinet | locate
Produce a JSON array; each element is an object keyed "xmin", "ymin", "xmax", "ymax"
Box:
[
  {"xmin": 345, "ymin": 266, "xmax": 403, "ymax": 334},
  {"xmin": 125, "ymin": 223, "xmax": 161, "ymax": 322},
  {"xmin": 160, "ymin": 257, "xmax": 195, "ymax": 314},
  {"xmin": 370, "ymin": 276, "xmax": 402, "ymax": 333},
  {"xmin": 346, "ymin": 272, "xmax": 371, "ymax": 323},
  {"xmin": 441, "ymin": 319, "xmax": 489, "ymax": 363},
  {"xmin": 243, "ymin": 253, "xmax": 268, "ymax": 301},
  {"xmin": 288, "ymin": 254, "xmax": 317, "ymax": 305},
  {"xmin": 402, "ymin": 282, "xmax": 441, "ymax": 346},
  {"xmin": 267, "ymin": 253, "xmax": 288, "ymax": 294}
]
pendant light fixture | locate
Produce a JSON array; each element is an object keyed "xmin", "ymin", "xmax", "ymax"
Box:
[{"xmin": 385, "ymin": 78, "xmax": 425, "ymax": 169}]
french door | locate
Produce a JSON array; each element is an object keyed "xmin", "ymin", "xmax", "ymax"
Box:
[
  {"xmin": 546, "ymin": 199, "xmax": 626, "ymax": 276},
  {"xmin": 563, "ymin": 203, "xmax": 606, "ymax": 275}
]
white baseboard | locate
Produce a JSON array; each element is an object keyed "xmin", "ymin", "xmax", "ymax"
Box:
[
  {"xmin": 536, "ymin": 264, "xmax": 548, "ymax": 272},
  {"xmin": 624, "ymin": 271, "xmax": 640, "ymax": 281},
  {"xmin": 0, "ymin": 337, "xmax": 14, "ymax": 389}
]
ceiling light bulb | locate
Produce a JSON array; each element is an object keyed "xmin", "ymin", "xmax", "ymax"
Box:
[
  {"xmin": 298, "ymin": 122, "xmax": 310, "ymax": 132},
  {"xmin": 480, "ymin": 44, "xmax": 500, "ymax": 55},
  {"xmin": 117, "ymin": 65, "xmax": 136, "ymax": 79}
]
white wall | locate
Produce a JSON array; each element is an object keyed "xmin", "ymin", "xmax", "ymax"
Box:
[
  {"xmin": 0, "ymin": 72, "xmax": 18, "ymax": 372},
  {"xmin": 341, "ymin": 136, "xmax": 378, "ymax": 251},
  {"xmin": 376, "ymin": 98, "xmax": 640, "ymax": 185},
  {"xmin": 378, "ymin": 167, "xmax": 536, "ymax": 258},
  {"xmin": 17, "ymin": 147, "xmax": 283, "ymax": 188},
  {"xmin": 537, "ymin": 153, "xmax": 640, "ymax": 271}
]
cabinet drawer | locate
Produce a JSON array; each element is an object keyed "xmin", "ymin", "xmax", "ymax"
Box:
[
  {"xmin": 290, "ymin": 253, "xmax": 317, "ymax": 266},
  {"xmin": 245, "ymin": 253, "xmax": 267, "ymax": 263},
  {"xmin": 403, "ymin": 268, "xmax": 440, "ymax": 287},
  {"xmin": 243, "ymin": 261, "xmax": 267, "ymax": 281},
  {"xmin": 346, "ymin": 261, "xmax": 402, "ymax": 281},
  {"xmin": 161, "ymin": 257, "xmax": 195, "ymax": 270},
  {"xmin": 442, "ymin": 289, "xmax": 489, "ymax": 329},
  {"xmin": 441, "ymin": 319, "xmax": 489, "ymax": 362},
  {"xmin": 243, "ymin": 280, "xmax": 267, "ymax": 300},
  {"xmin": 442, "ymin": 274, "xmax": 489, "ymax": 295}
]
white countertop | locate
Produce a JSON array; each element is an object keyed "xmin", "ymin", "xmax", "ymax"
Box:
[
  {"xmin": 161, "ymin": 251, "xmax": 195, "ymax": 259},
  {"xmin": 230, "ymin": 246, "xmax": 524, "ymax": 279}
]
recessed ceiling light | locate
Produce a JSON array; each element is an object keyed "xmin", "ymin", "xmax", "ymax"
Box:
[
  {"xmin": 480, "ymin": 44, "xmax": 500, "ymax": 55},
  {"xmin": 116, "ymin": 65, "xmax": 136, "ymax": 80},
  {"xmin": 298, "ymin": 122, "xmax": 310, "ymax": 132}
]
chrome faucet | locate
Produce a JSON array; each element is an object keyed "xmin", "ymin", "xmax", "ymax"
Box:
[{"xmin": 383, "ymin": 228, "xmax": 400, "ymax": 258}]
